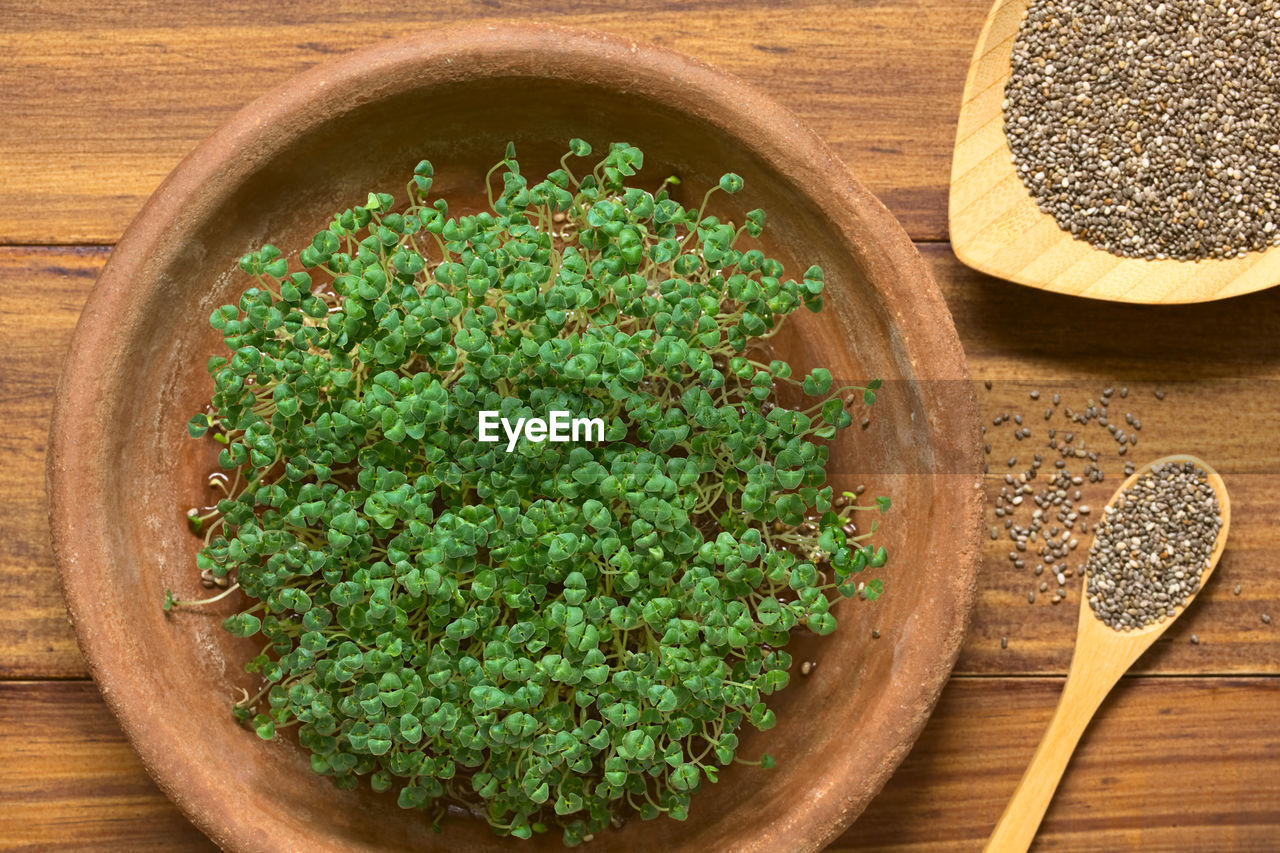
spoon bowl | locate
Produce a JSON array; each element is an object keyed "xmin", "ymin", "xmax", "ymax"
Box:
[{"xmin": 985, "ymin": 454, "xmax": 1230, "ymax": 852}]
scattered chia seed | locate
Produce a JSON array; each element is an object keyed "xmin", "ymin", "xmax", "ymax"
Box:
[
  {"xmin": 1234, "ymin": 584, "xmax": 1243, "ymax": 596},
  {"xmin": 1001, "ymin": 636, "xmax": 1009, "ymax": 649},
  {"xmin": 1005, "ymin": 0, "xmax": 1280, "ymax": 260},
  {"xmin": 871, "ymin": 629, "xmax": 881, "ymax": 639},
  {"xmin": 1085, "ymin": 461, "xmax": 1223, "ymax": 631},
  {"xmin": 1264, "ymin": 614, "xmax": 1273, "ymax": 625},
  {"xmin": 985, "ymin": 383, "xmax": 1172, "ymax": 612},
  {"xmin": 1190, "ymin": 634, "xmax": 1200, "ymax": 645}
]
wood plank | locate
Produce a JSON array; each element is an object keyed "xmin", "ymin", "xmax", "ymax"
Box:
[
  {"xmin": 2, "ymin": 678, "xmax": 1276, "ymax": 850},
  {"xmin": 0, "ymin": 681, "xmax": 213, "ymax": 851},
  {"xmin": 6, "ymin": 246, "xmax": 1280, "ymax": 678},
  {"xmin": 0, "ymin": 248, "xmax": 103, "ymax": 679},
  {"xmin": 0, "ymin": 0, "xmax": 989, "ymax": 245}
]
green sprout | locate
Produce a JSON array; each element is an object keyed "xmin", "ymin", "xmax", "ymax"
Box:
[{"xmin": 169, "ymin": 142, "xmax": 889, "ymax": 845}]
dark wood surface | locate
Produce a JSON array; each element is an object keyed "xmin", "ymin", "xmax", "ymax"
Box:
[
  {"xmin": 5, "ymin": 679, "xmax": 1278, "ymax": 852},
  {"xmin": 1, "ymin": 1, "xmax": 1276, "ymax": 850}
]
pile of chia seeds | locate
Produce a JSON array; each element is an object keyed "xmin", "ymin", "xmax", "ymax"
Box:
[
  {"xmin": 1005, "ymin": 0, "xmax": 1280, "ymax": 260},
  {"xmin": 1085, "ymin": 460, "xmax": 1223, "ymax": 630}
]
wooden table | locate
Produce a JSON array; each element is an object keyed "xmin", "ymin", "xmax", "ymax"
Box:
[{"xmin": 2, "ymin": 2, "xmax": 1277, "ymax": 849}]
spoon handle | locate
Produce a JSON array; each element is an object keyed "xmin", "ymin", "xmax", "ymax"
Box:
[{"xmin": 983, "ymin": 663, "xmax": 1119, "ymax": 853}]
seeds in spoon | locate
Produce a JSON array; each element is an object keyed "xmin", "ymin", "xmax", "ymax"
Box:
[{"xmin": 1085, "ymin": 461, "xmax": 1223, "ymax": 631}]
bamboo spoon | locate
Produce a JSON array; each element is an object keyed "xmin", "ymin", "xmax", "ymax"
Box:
[{"xmin": 985, "ymin": 454, "xmax": 1231, "ymax": 852}]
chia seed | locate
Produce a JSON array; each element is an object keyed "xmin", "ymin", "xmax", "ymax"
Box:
[
  {"xmin": 984, "ymin": 383, "xmax": 1171, "ymax": 611},
  {"xmin": 1085, "ymin": 461, "xmax": 1223, "ymax": 631},
  {"xmin": 1005, "ymin": 0, "xmax": 1280, "ymax": 260}
]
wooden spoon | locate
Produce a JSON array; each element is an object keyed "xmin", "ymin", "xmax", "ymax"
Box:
[
  {"xmin": 985, "ymin": 454, "xmax": 1231, "ymax": 852},
  {"xmin": 951, "ymin": 0, "xmax": 1280, "ymax": 303}
]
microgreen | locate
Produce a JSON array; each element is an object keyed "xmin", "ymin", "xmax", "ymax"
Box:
[{"xmin": 173, "ymin": 141, "xmax": 889, "ymax": 844}]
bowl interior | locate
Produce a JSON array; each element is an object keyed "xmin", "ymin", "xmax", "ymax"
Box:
[{"xmin": 53, "ymin": 29, "xmax": 980, "ymax": 853}]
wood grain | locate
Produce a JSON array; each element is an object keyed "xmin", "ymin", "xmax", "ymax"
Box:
[
  {"xmin": 0, "ymin": 248, "xmax": 103, "ymax": 679},
  {"xmin": 950, "ymin": 0, "xmax": 1280, "ymax": 303},
  {"xmin": 5, "ymin": 246, "xmax": 1280, "ymax": 680},
  {"xmin": 842, "ymin": 676, "xmax": 1280, "ymax": 852},
  {"xmin": 3, "ymin": 678, "xmax": 1277, "ymax": 851},
  {"xmin": 0, "ymin": 681, "xmax": 214, "ymax": 851},
  {"xmin": 0, "ymin": 0, "xmax": 990, "ymax": 246}
]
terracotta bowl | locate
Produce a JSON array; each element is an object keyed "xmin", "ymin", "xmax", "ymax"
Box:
[{"xmin": 48, "ymin": 24, "xmax": 982, "ymax": 853}]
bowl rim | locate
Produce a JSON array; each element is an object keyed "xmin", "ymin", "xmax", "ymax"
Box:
[{"xmin": 48, "ymin": 21, "xmax": 982, "ymax": 852}]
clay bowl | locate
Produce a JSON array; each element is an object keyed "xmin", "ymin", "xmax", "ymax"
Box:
[{"xmin": 48, "ymin": 24, "xmax": 982, "ymax": 853}]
